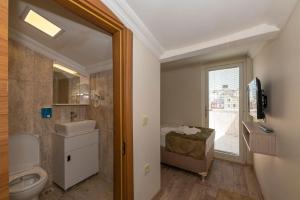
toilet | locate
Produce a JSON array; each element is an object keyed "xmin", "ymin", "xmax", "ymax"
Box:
[{"xmin": 9, "ymin": 134, "xmax": 48, "ymax": 200}]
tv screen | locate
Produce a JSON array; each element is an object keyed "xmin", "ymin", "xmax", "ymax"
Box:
[{"xmin": 248, "ymin": 78, "xmax": 265, "ymax": 119}]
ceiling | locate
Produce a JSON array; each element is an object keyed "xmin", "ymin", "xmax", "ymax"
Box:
[
  {"xmin": 126, "ymin": 0, "xmax": 297, "ymax": 50},
  {"xmin": 9, "ymin": 0, "xmax": 299, "ymax": 69},
  {"xmin": 9, "ymin": 0, "xmax": 112, "ymax": 74},
  {"xmin": 104, "ymin": 0, "xmax": 298, "ymax": 64}
]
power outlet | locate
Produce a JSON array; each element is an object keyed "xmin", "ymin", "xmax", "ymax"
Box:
[{"xmin": 144, "ymin": 163, "xmax": 150, "ymax": 175}]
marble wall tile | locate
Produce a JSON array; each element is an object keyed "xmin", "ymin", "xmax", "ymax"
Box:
[
  {"xmin": 98, "ymin": 130, "xmax": 114, "ymax": 182},
  {"xmin": 9, "ymin": 40, "xmax": 54, "ymax": 186},
  {"xmin": 33, "ymin": 54, "xmax": 53, "ymax": 83},
  {"xmin": 8, "ymin": 79, "xmax": 34, "ymax": 134},
  {"xmin": 88, "ymin": 70, "xmax": 113, "ymax": 182},
  {"xmin": 53, "ymin": 105, "xmax": 87, "ymax": 123},
  {"xmin": 9, "ymin": 40, "xmax": 35, "ymax": 81}
]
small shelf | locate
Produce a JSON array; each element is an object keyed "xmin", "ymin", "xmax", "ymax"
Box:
[{"xmin": 242, "ymin": 121, "xmax": 277, "ymax": 156}]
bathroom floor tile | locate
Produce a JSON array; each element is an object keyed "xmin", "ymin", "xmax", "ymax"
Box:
[{"xmin": 40, "ymin": 174, "xmax": 113, "ymax": 200}]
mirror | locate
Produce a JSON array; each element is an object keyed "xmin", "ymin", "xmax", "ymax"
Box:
[{"xmin": 53, "ymin": 65, "xmax": 89, "ymax": 105}]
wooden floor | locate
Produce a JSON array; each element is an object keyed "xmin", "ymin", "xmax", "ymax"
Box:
[{"xmin": 153, "ymin": 159, "xmax": 263, "ymax": 200}]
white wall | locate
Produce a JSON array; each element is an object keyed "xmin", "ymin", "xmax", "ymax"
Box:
[
  {"xmin": 133, "ymin": 36, "xmax": 161, "ymax": 200},
  {"xmin": 161, "ymin": 58, "xmax": 250, "ymax": 128},
  {"xmin": 252, "ymin": 2, "xmax": 300, "ymax": 200},
  {"xmin": 161, "ymin": 66, "xmax": 202, "ymax": 126}
]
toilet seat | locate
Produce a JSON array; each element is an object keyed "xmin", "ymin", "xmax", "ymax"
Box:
[{"xmin": 9, "ymin": 167, "xmax": 48, "ymax": 194}]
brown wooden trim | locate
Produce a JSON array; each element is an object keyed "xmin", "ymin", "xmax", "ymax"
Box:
[
  {"xmin": 122, "ymin": 28, "xmax": 133, "ymax": 200},
  {"xmin": 0, "ymin": 135, "xmax": 9, "ymax": 200},
  {"xmin": 0, "ymin": 42, "xmax": 8, "ymax": 80},
  {"xmin": 112, "ymin": 30, "xmax": 123, "ymax": 200},
  {"xmin": 0, "ymin": 0, "xmax": 8, "ymax": 199},
  {"xmin": 1, "ymin": 0, "xmax": 133, "ymax": 199},
  {"xmin": 0, "ymin": 115, "xmax": 8, "ymax": 137},
  {"xmin": 82, "ymin": 0, "xmax": 121, "ymax": 23},
  {"xmin": 0, "ymin": 97, "xmax": 8, "ymax": 115},
  {"xmin": 54, "ymin": 0, "xmax": 124, "ymax": 33},
  {"xmin": 0, "ymin": 81, "xmax": 8, "ymax": 97}
]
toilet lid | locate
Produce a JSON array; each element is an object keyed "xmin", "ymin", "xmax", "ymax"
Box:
[{"xmin": 9, "ymin": 134, "xmax": 40, "ymax": 175}]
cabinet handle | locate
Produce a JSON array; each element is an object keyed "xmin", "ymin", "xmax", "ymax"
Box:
[{"xmin": 67, "ymin": 155, "xmax": 71, "ymax": 162}]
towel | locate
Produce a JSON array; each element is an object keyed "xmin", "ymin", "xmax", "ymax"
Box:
[
  {"xmin": 178, "ymin": 126, "xmax": 201, "ymax": 135},
  {"xmin": 161, "ymin": 126, "xmax": 201, "ymax": 135}
]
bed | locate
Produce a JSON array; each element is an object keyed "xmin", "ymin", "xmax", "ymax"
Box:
[{"xmin": 160, "ymin": 126, "xmax": 215, "ymax": 180}]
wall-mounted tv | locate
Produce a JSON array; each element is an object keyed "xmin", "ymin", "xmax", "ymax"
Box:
[{"xmin": 248, "ymin": 78, "xmax": 267, "ymax": 119}]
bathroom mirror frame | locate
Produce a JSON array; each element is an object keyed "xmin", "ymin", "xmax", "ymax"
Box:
[{"xmin": 0, "ymin": 0, "xmax": 133, "ymax": 199}]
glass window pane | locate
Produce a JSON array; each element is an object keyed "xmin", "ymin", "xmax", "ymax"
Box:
[{"xmin": 209, "ymin": 67, "xmax": 239, "ymax": 155}]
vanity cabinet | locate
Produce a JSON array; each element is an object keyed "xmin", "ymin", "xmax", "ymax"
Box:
[{"xmin": 52, "ymin": 130, "xmax": 99, "ymax": 190}]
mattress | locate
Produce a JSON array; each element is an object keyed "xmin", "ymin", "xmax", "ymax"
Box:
[{"xmin": 160, "ymin": 127, "xmax": 215, "ymax": 156}]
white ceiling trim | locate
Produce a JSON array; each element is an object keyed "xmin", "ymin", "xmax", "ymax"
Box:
[
  {"xmin": 86, "ymin": 59, "xmax": 113, "ymax": 74},
  {"xmin": 160, "ymin": 24, "xmax": 280, "ymax": 63},
  {"xmin": 9, "ymin": 28, "xmax": 88, "ymax": 76},
  {"xmin": 101, "ymin": 0, "xmax": 164, "ymax": 58}
]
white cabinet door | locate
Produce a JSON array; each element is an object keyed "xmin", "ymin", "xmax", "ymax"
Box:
[{"xmin": 65, "ymin": 144, "xmax": 99, "ymax": 189}]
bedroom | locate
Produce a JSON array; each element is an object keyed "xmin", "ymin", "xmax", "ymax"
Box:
[{"xmin": 158, "ymin": 56, "xmax": 260, "ymax": 199}]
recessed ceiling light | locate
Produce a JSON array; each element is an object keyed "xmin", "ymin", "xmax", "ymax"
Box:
[
  {"xmin": 24, "ymin": 10, "xmax": 62, "ymax": 37},
  {"xmin": 53, "ymin": 63, "xmax": 78, "ymax": 75}
]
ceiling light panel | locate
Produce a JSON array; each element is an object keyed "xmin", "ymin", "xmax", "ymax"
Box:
[
  {"xmin": 53, "ymin": 63, "xmax": 78, "ymax": 75},
  {"xmin": 24, "ymin": 10, "xmax": 62, "ymax": 37}
]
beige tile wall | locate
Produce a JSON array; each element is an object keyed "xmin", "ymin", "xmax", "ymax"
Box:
[
  {"xmin": 9, "ymin": 40, "xmax": 54, "ymax": 186},
  {"xmin": 88, "ymin": 70, "xmax": 113, "ymax": 182},
  {"xmin": 53, "ymin": 105, "xmax": 87, "ymax": 123}
]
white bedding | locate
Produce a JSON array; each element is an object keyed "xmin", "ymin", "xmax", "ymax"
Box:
[{"xmin": 161, "ymin": 126, "xmax": 200, "ymax": 135}]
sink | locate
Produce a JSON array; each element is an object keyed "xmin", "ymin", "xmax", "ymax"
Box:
[{"xmin": 55, "ymin": 120, "xmax": 96, "ymax": 137}]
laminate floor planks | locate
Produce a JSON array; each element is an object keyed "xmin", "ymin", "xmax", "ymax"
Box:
[{"xmin": 153, "ymin": 159, "xmax": 263, "ymax": 200}]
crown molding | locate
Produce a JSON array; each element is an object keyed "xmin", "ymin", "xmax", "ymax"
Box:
[
  {"xmin": 101, "ymin": 0, "xmax": 164, "ymax": 58},
  {"xmin": 160, "ymin": 24, "xmax": 280, "ymax": 63},
  {"xmin": 9, "ymin": 28, "xmax": 88, "ymax": 76}
]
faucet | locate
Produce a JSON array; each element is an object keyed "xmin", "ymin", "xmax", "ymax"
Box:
[{"xmin": 70, "ymin": 111, "xmax": 77, "ymax": 122}]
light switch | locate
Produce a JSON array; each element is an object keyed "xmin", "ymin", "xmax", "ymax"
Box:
[
  {"xmin": 142, "ymin": 114, "xmax": 148, "ymax": 126},
  {"xmin": 144, "ymin": 163, "xmax": 150, "ymax": 175}
]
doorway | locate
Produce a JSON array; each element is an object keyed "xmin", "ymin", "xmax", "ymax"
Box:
[
  {"xmin": 205, "ymin": 63, "xmax": 244, "ymax": 162},
  {"xmin": 0, "ymin": 0, "xmax": 133, "ymax": 199}
]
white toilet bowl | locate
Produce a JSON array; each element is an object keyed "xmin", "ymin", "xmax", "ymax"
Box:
[
  {"xmin": 9, "ymin": 134, "xmax": 48, "ymax": 200},
  {"xmin": 9, "ymin": 167, "xmax": 48, "ymax": 200}
]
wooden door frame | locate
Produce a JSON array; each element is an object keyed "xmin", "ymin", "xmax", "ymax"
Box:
[{"xmin": 0, "ymin": 0, "xmax": 133, "ymax": 199}]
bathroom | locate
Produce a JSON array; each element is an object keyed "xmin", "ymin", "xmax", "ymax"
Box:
[{"xmin": 8, "ymin": 0, "xmax": 114, "ymax": 199}]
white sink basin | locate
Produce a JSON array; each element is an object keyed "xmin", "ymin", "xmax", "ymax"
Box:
[{"xmin": 55, "ymin": 120, "xmax": 96, "ymax": 137}]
